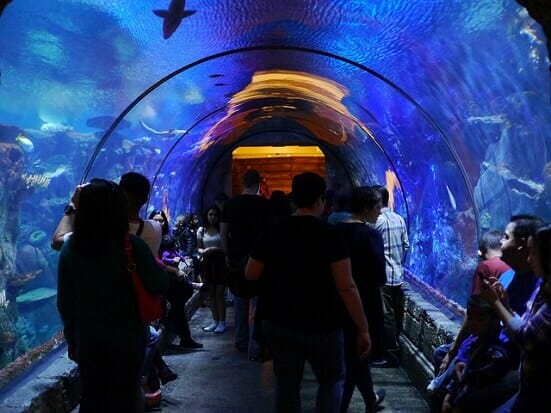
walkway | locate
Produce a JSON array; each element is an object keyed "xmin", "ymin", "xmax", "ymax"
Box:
[{"xmin": 152, "ymin": 304, "xmax": 429, "ymax": 413}]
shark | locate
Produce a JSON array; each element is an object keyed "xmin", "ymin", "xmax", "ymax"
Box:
[{"xmin": 153, "ymin": 0, "xmax": 196, "ymax": 39}]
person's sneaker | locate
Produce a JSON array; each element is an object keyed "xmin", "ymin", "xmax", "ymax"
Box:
[
  {"xmin": 426, "ymin": 378, "xmax": 439, "ymax": 395},
  {"xmin": 370, "ymin": 358, "xmax": 394, "ymax": 368},
  {"xmin": 203, "ymin": 322, "xmax": 218, "ymax": 332},
  {"xmin": 214, "ymin": 321, "xmax": 226, "ymax": 334},
  {"xmin": 373, "ymin": 389, "xmax": 386, "ymax": 408}
]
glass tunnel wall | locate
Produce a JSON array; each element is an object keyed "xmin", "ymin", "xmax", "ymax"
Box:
[
  {"xmin": 83, "ymin": 47, "xmax": 483, "ymax": 307},
  {"xmin": 0, "ymin": 0, "xmax": 550, "ymax": 376}
]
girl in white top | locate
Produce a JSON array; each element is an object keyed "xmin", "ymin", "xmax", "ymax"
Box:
[{"xmin": 197, "ymin": 205, "xmax": 228, "ymax": 334}]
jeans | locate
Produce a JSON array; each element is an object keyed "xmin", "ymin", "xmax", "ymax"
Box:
[
  {"xmin": 341, "ymin": 327, "xmax": 375, "ymax": 412},
  {"xmin": 234, "ymin": 295, "xmax": 262, "ymax": 357},
  {"xmin": 262, "ymin": 320, "xmax": 345, "ymax": 413}
]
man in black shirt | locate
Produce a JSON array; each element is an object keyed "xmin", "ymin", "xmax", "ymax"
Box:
[
  {"xmin": 246, "ymin": 172, "xmax": 371, "ymax": 413},
  {"xmin": 221, "ymin": 169, "xmax": 269, "ymax": 359}
]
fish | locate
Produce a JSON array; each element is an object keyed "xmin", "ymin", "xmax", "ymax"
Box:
[
  {"xmin": 153, "ymin": 0, "xmax": 196, "ymax": 39},
  {"xmin": 445, "ymin": 184, "xmax": 457, "ymax": 210},
  {"xmin": 40, "ymin": 122, "xmax": 73, "ymax": 133},
  {"xmin": 139, "ymin": 120, "xmax": 187, "ymax": 137},
  {"xmin": 16, "ymin": 134, "xmax": 34, "ymax": 152},
  {"xmin": 43, "ymin": 165, "xmax": 69, "ymax": 179}
]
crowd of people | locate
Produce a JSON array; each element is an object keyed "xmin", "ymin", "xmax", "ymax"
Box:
[
  {"xmin": 427, "ymin": 215, "xmax": 551, "ymax": 413},
  {"xmin": 49, "ymin": 167, "xmax": 551, "ymax": 413}
]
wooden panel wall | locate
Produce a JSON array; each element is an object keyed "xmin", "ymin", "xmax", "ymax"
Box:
[{"xmin": 231, "ymin": 156, "xmax": 326, "ymax": 197}]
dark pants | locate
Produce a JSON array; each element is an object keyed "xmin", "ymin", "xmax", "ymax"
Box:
[
  {"xmin": 341, "ymin": 327, "xmax": 376, "ymax": 412},
  {"xmin": 382, "ymin": 285, "xmax": 404, "ymax": 348},
  {"xmin": 77, "ymin": 335, "xmax": 145, "ymax": 413},
  {"xmin": 165, "ymin": 274, "xmax": 194, "ymax": 344},
  {"xmin": 262, "ymin": 320, "xmax": 345, "ymax": 413}
]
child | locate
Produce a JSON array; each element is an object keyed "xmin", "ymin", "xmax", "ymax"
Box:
[
  {"xmin": 439, "ymin": 295, "xmax": 517, "ymax": 413},
  {"xmin": 161, "ymin": 236, "xmax": 203, "ymax": 291},
  {"xmin": 429, "ymin": 230, "xmax": 512, "ymax": 397}
]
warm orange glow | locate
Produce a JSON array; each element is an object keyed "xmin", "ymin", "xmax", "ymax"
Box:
[
  {"xmin": 385, "ymin": 168, "xmax": 402, "ymax": 210},
  {"xmin": 196, "ymin": 70, "xmax": 374, "ymax": 152},
  {"xmin": 232, "ymin": 145, "xmax": 324, "ymax": 159}
]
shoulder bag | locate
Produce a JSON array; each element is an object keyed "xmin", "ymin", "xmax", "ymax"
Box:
[{"xmin": 124, "ymin": 233, "xmax": 164, "ymax": 323}]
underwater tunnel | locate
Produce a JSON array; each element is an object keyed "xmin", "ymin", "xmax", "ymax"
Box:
[{"xmin": 0, "ymin": 0, "xmax": 551, "ymax": 391}]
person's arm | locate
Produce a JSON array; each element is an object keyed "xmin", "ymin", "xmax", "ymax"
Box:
[
  {"xmin": 438, "ymin": 317, "xmax": 472, "ymax": 374},
  {"xmin": 401, "ymin": 221, "xmax": 409, "ymax": 261},
  {"xmin": 56, "ymin": 245, "xmax": 76, "ymax": 360},
  {"xmin": 331, "ymin": 258, "xmax": 371, "ymax": 360},
  {"xmin": 196, "ymin": 227, "xmax": 212, "ymax": 255},
  {"xmin": 51, "ymin": 184, "xmax": 88, "ymax": 250},
  {"xmin": 51, "ymin": 214, "xmax": 74, "ymax": 250},
  {"xmin": 220, "ymin": 222, "xmax": 230, "ymax": 255},
  {"xmin": 133, "ymin": 237, "xmax": 170, "ymax": 295},
  {"xmin": 480, "ymin": 278, "xmax": 515, "ymax": 325}
]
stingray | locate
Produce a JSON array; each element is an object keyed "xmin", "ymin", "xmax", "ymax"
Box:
[{"xmin": 86, "ymin": 116, "xmax": 130, "ymax": 130}]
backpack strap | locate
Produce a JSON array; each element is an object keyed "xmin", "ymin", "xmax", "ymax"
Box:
[{"xmin": 136, "ymin": 219, "xmax": 145, "ymax": 237}]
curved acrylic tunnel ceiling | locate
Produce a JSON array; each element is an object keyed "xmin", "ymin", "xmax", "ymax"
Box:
[
  {"xmin": 81, "ymin": 46, "xmax": 509, "ymax": 305},
  {"xmin": 1, "ymin": 1, "xmax": 551, "ymax": 307}
]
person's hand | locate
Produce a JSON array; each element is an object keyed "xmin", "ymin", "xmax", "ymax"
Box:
[
  {"xmin": 438, "ymin": 352, "xmax": 452, "ymax": 375},
  {"xmin": 480, "ymin": 278, "xmax": 501, "ymax": 305},
  {"xmin": 356, "ymin": 331, "xmax": 372, "ymax": 361},
  {"xmin": 174, "ymin": 256, "xmax": 181, "ymax": 263},
  {"xmin": 454, "ymin": 361, "xmax": 465, "ymax": 381}
]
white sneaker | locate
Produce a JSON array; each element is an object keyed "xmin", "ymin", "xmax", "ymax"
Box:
[
  {"xmin": 203, "ymin": 322, "xmax": 218, "ymax": 332},
  {"xmin": 426, "ymin": 378, "xmax": 438, "ymax": 394},
  {"xmin": 214, "ymin": 322, "xmax": 226, "ymax": 334}
]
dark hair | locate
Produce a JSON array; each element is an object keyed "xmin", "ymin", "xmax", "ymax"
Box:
[
  {"xmin": 148, "ymin": 209, "xmax": 169, "ymax": 236},
  {"xmin": 334, "ymin": 194, "xmax": 350, "ymax": 212},
  {"xmin": 269, "ymin": 190, "xmax": 292, "ymax": 220},
  {"xmin": 160, "ymin": 235, "xmax": 177, "ymax": 252},
  {"xmin": 292, "ymin": 172, "xmax": 326, "ymax": 208},
  {"xmin": 349, "ymin": 186, "xmax": 382, "ymax": 214},
  {"xmin": 119, "ymin": 172, "xmax": 150, "ymax": 209},
  {"xmin": 467, "ymin": 294, "xmax": 495, "ymax": 317},
  {"xmin": 215, "ymin": 192, "xmax": 229, "ymax": 203},
  {"xmin": 372, "ymin": 185, "xmax": 389, "ymax": 207},
  {"xmin": 203, "ymin": 204, "xmax": 221, "ymax": 230},
  {"xmin": 72, "ymin": 179, "xmax": 128, "ymax": 256},
  {"xmin": 510, "ymin": 215, "xmax": 543, "ymax": 243},
  {"xmin": 243, "ymin": 169, "xmax": 261, "ymax": 188},
  {"xmin": 478, "ymin": 230, "xmax": 503, "ymax": 254},
  {"xmin": 535, "ymin": 224, "xmax": 551, "ymax": 278}
]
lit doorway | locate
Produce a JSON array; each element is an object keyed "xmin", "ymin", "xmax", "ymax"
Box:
[{"xmin": 231, "ymin": 146, "xmax": 326, "ymax": 197}]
